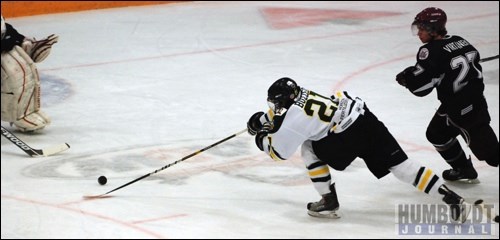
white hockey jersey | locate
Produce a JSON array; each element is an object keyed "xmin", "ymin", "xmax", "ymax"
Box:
[{"xmin": 259, "ymin": 88, "xmax": 365, "ymax": 161}]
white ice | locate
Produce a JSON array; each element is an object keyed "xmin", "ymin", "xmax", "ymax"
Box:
[{"xmin": 1, "ymin": 1, "xmax": 498, "ymax": 239}]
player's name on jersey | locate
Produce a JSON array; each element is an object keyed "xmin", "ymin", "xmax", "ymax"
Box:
[
  {"xmin": 294, "ymin": 88, "xmax": 309, "ymax": 108},
  {"xmin": 443, "ymin": 39, "xmax": 471, "ymax": 53}
]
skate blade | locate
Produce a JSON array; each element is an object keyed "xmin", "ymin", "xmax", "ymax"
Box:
[
  {"xmin": 458, "ymin": 179, "xmax": 480, "ymax": 184},
  {"xmin": 307, "ymin": 210, "xmax": 341, "ymax": 219},
  {"xmin": 445, "ymin": 178, "xmax": 480, "ymax": 184}
]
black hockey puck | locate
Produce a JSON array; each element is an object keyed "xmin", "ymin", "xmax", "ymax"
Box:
[
  {"xmin": 474, "ymin": 199, "xmax": 483, "ymax": 205},
  {"xmin": 495, "ymin": 215, "xmax": 499, "ymax": 223},
  {"xmin": 98, "ymin": 176, "xmax": 107, "ymax": 185}
]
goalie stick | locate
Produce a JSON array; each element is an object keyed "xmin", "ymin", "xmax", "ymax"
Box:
[{"xmin": 1, "ymin": 126, "xmax": 70, "ymax": 157}]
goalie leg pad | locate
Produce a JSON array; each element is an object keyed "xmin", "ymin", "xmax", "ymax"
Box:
[
  {"xmin": 1, "ymin": 45, "xmax": 48, "ymax": 131},
  {"xmin": 13, "ymin": 110, "xmax": 51, "ymax": 132}
]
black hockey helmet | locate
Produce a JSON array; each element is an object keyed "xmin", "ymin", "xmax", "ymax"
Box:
[
  {"xmin": 267, "ymin": 77, "xmax": 300, "ymax": 112},
  {"xmin": 412, "ymin": 7, "xmax": 447, "ymax": 36}
]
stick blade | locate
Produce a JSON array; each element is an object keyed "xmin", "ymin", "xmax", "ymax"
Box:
[
  {"xmin": 83, "ymin": 194, "xmax": 112, "ymax": 200},
  {"xmin": 41, "ymin": 143, "xmax": 70, "ymax": 157}
]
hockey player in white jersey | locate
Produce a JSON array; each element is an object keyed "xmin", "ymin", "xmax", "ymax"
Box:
[
  {"xmin": 1, "ymin": 15, "xmax": 58, "ymax": 132},
  {"xmin": 247, "ymin": 77, "xmax": 473, "ymax": 223}
]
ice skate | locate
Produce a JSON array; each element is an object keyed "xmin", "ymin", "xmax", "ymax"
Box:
[
  {"xmin": 442, "ymin": 158, "xmax": 479, "ymax": 184},
  {"xmin": 307, "ymin": 183, "xmax": 340, "ymax": 219}
]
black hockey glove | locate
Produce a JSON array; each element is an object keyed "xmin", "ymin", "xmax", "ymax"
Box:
[
  {"xmin": 396, "ymin": 66, "xmax": 416, "ymax": 87},
  {"xmin": 255, "ymin": 122, "xmax": 272, "ymax": 151},
  {"xmin": 247, "ymin": 111, "xmax": 264, "ymax": 136}
]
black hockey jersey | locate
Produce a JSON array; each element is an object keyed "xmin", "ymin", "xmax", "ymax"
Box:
[
  {"xmin": 406, "ymin": 35, "xmax": 485, "ymax": 118},
  {"xmin": 1, "ymin": 23, "xmax": 25, "ymax": 53}
]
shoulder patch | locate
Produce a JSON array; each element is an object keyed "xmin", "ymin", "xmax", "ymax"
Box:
[{"xmin": 418, "ymin": 48, "xmax": 429, "ymax": 60}]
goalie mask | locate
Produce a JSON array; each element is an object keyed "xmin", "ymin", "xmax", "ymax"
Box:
[{"xmin": 267, "ymin": 77, "xmax": 300, "ymax": 112}]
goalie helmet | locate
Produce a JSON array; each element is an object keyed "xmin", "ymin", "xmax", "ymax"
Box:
[
  {"xmin": 267, "ymin": 77, "xmax": 300, "ymax": 112},
  {"xmin": 1, "ymin": 15, "xmax": 5, "ymax": 40},
  {"xmin": 412, "ymin": 7, "xmax": 447, "ymax": 36}
]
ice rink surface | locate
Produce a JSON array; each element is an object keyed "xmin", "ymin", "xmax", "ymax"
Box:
[{"xmin": 1, "ymin": 1, "xmax": 498, "ymax": 239}]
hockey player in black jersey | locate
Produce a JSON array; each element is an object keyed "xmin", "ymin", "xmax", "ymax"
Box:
[
  {"xmin": 248, "ymin": 77, "xmax": 475, "ymax": 223},
  {"xmin": 395, "ymin": 7, "xmax": 499, "ymax": 183}
]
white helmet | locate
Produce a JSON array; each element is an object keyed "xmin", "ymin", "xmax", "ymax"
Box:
[{"xmin": 1, "ymin": 15, "xmax": 6, "ymax": 40}]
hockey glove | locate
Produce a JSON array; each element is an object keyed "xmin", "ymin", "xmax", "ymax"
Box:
[
  {"xmin": 255, "ymin": 122, "xmax": 272, "ymax": 151},
  {"xmin": 247, "ymin": 111, "xmax": 264, "ymax": 136},
  {"xmin": 396, "ymin": 66, "xmax": 416, "ymax": 87},
  {"xmin": 22, "ymin": 34, "xmax": 59, "ymax": 63}
]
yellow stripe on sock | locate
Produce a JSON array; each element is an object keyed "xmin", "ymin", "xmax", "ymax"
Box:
[
  {"xmin": 309, "ymin": 166, "xmax": 329, "ymax": 177},
  {"xmin": 418, "ymin": 169, "xmax": 433, "ymax": 191}
]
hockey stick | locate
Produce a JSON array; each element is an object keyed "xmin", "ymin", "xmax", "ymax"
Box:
[
  {"xmin": 83, "ymin": 128, "xmax": 247, "ymax": 199},
  {"xmin": 479, "ymin": 54, "xmax": 499, "ymax": 63},
  {"xmin": 474, "ymin": 199, "xmax": 499, "ymax": 223},
  {"xmin": 1, "ymin": 125, "xmax": 70, "ymax": 157}
]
